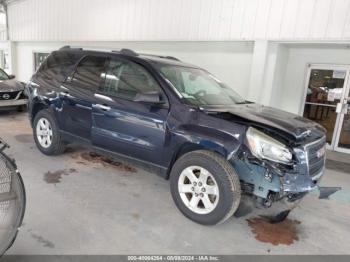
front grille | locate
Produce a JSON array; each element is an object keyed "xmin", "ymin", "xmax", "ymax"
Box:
[
  {"xmin": 0, "ymin": 91, "xmax": 20, "ymax": 100},
  {"xmin": 305, "ymin": 136, "xmax": 326, "ymax": 178}
]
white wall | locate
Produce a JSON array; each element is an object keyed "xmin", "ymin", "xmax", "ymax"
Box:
[
  {"xmin": 7, "ymin": 0, "xmax": 350, "ymax": 116},
  {"xmin": 279, "ymin": 44, "xmax": 350, "ymax": 114},
  {"xmin": 14, "ymin": 41, "xmax": 254, "ymax": 97},
  {"xmin": 7, "ymin": 0, "xmax": 350, "ymax": 42}
]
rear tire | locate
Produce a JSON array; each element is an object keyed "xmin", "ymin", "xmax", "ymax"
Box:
[
  {"xmin": 33, "ymin": 109, "xmax": 65, "ymax": 155},
  {"xmin": 170, "ymin": 150, "xmax": 241, "ymax": 225}
]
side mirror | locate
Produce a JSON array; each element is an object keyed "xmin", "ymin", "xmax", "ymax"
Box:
[
  {"xmin": 8, "ymin": 75, "xmax": 15, "ymax": 79},
  {"xmin": 134, "ymin": 91, "xmax": 165, "ymax": 104}
]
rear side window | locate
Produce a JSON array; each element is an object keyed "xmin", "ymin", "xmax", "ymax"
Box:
[
  {"xmin": 45, "ymin": 51, "xmax": 80, "ymax": 69},
  {"xmin": 99, "ymin": 58, "xmax": 161, "ymax": 100},
  {"xmin": 37, "ymin": 51, "xmax": 83, "ymax": 82},
  {"xmin": 72, "ymin": 56, "xmax": 107, "ymax": 89}
]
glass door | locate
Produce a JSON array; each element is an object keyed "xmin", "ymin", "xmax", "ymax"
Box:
[
  {"xmin": 302, "ymin": 65, "xmax": 350, "ymax": 149},
  {"xmin": 334, "ymin": 81, "xmax": 350, "ymax": 153}
]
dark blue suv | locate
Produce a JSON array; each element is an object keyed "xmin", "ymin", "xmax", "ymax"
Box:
[{"xmin": 27, "ymin": 46, "xmax": 329, "ymax": 225}]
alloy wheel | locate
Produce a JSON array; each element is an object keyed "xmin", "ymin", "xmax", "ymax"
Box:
[
  {"xmin": 178, "ymin": 166, "xmax": 220, "ymax": 215},
  {"xmin": 36, "ymin": 118, "xmax": 53, "ymax": 148}
]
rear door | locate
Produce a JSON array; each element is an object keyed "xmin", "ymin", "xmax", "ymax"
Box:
[
  {"xmin": 91, "ymin": 57, "xmax": 169, "ymax": 166},
  {"xmin": 58, "ymin": 55, "xmax": 107, "ymax": 141}
]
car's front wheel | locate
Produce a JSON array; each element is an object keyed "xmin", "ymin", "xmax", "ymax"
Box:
[
  {"xmin": 33, "ymin": 109, "xmax": 65, "ymax": 155},
  {"xmin": 170, "ymin": 150, "xmax": 241, "ymax": 225}
]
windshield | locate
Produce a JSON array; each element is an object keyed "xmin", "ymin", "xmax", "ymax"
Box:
[
  {"xmin": 157, "ymin": 65, "xmax": 246, "ymax": 106},
  {"xmin": 0, "ymin": 69, "xmax": 9, "ymax": 81}
]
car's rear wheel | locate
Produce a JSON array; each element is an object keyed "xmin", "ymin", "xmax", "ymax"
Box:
[
  {"xmin": 33, "ymin": 110, "xmax": 65, "ymax": 155},
  {"xmin": 170, "ymin": 150, "xmax": 241, "ymax": 225}
]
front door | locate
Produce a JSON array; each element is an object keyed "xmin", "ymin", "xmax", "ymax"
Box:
[
  {"xmin": 302, "ymin": 64, "xmax": 350, "ymax": 152},
  {"xmin": 91, "ymin": 57, "xmax": 169, "ymax": 166}
]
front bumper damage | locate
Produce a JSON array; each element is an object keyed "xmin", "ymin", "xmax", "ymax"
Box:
[
  {"xmin": 231, "ymin": 157, "xmax": 341, "ymax": 207},
  {"xmin": 282, "ymin": 170, "xmax": 341, "ymax": 199},
  {"xmin": 231, "ymin": 156, "xmax": 341, "ymax": 222},
  {"xmin": 230, "ymin": 134, "xmax": 342, "ymax": 208},
  {"xmin": 282, "ymin": 170, "xmax": 322, "ymax": 193}
]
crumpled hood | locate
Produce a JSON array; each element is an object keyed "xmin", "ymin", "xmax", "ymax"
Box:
[
  {"xmin": 0, "ymin": 79, "xmax": 24, "ymax": 92},
  {"xmin": 201, "ymin": 103, "xmax": 326, "ymax": 140}
]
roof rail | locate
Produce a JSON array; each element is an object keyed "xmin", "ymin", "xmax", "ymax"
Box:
[
  {"xmin": 164, "ymin": 56, "xmax": 180, "ymax": 61},
  {"xmin": 59, "ymin": 45, "xmax": 83, "ymax": 51},
  {"xmin": 112, "ymin": 48, "xmax": 139, "ymax": 56},
  {"xmin": 59, "ymin": 45, "xmax": 71, "ymax": 50},
  {"xmin": 139, "ymin": 53, "xmax": 180, "ymax": 61}
]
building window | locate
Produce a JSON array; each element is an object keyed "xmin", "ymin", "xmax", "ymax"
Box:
[{"xmin": 34, "ymin": 52, "xmax": 50, "ymax": 71}]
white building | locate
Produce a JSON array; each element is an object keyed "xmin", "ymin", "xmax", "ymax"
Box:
[{"xmin": 1, "ymin": 0, "xmax": 350, "ymax": 153}]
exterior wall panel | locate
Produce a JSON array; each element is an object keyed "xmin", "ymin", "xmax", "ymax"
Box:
[{"xmin": 7, "ymin": 0, "xmax": 350, "ymax": 41}]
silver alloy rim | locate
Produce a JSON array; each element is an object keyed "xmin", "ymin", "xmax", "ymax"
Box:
[
  {"xmin": 178, "ymin": 166, "xmax": 219, "ymax": 215},
  {"xmin": 36, "ymin": 117, "xmax": 53, "ymax": 148}
]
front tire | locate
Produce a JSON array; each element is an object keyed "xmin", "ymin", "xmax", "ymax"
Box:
[
  {"xmin": 170, "ymin": 150, "xmax": 241, "ymax": 225},
  {"xmin": 33, "ymin": 109, "xmax": 65, "ymax": 155}
]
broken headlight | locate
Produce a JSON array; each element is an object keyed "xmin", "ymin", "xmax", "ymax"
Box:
[{"xmin": 246, "ymin": 127, "xmax": 292, "ymax": 164}]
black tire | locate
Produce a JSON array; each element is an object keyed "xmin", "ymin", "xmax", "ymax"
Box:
[
  {"xmin": 33, "ymin": 109, "xmax": 65, "ymax": 155},
  {"xmin": 170, "ymin": 150, "xmax": 241, "ymax": 225}
]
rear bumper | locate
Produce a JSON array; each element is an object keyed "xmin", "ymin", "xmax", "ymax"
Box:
[{"xmin": 0, "ymin": 99, "xmax": 28, "ymax": 107}]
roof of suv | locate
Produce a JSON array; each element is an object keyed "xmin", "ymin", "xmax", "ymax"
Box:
[
  {"xmin": 57, "ymin": 46, "xmax": 200, "ymax": 69},
  {"xmin": 139, "ymin": 54, "xmax": 199, "ymax": 68}
]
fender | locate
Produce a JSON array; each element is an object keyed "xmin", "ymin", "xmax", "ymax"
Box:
[
  {"xmin": 165, "ymin": 124, "xmax": 245, "ymax": 178},
  {"xmin": 175, "ymin": 125, "xmax": 243, "ymax": 158},
  {"xmin": 27, "ymin": 83, "xmax": 61, "ymax": 126}
]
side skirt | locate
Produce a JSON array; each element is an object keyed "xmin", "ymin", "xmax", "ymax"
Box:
[{"xmin": 60, "ymin": 130, "xmax": 169, "ymax": 179}]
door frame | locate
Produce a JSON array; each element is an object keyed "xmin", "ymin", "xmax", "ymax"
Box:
[
  {"xmin": 301, "ymin": 63, "xmax": 350, "ymax": 152},
  {"xmin": 334, "ymin": 75, "xmax": 350, "ymax": 154}
]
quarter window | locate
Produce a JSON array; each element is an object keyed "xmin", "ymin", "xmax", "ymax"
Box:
[
  {"xmin": 100, "ymin": 58, "xmax": 161, "ymax": 100},
  {"xmin": 72, "ymin": 56, "xmax": 107, "ymax": 89}
]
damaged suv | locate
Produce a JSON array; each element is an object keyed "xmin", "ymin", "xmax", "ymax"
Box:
[{"xmin": 27, "ymin": 47, "xmax": 331, "ymax": 225}]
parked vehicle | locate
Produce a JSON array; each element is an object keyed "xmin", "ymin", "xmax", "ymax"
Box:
[
  {"xmin": 27, "ymin": 46, "xmax": 330, "ymax": 225},
  {"xmin": 0, "ymin": 68, "xmax": 27, "ymax": 111}
]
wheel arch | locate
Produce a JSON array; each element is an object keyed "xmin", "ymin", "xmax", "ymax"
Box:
[
  {"xmin": 30, "ymin": 100, "xmax": 50, "ymax": 126},
  {"xmin": 166, "ymin": 138, "xmax": 240, "ymax": 179}
]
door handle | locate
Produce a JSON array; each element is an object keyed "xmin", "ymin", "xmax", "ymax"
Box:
[{"xmin": 94, "ymin": 104, "xmax": 111, "ymax": 111}]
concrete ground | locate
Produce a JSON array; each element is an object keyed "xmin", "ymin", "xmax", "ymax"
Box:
[{"xmin": 0, "ymin": 111, "xmax": 349, "ymax": 255}]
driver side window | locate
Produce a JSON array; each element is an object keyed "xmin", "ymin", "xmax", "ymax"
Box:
[{"xmin": 100, "ymin": 58, "xmax": 161, "ymax": 101}]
